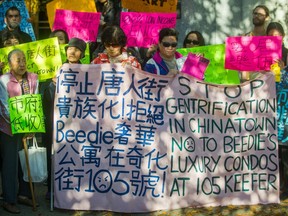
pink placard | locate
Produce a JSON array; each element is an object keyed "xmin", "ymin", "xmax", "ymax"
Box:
[
  {"xmin": 120, "ymin": 12, "xmax": 177, "ymax": 48},
  {"xmin": 225, "ymin": 36, "xmax": 282, "ymax": 71},
  {"xmin": 52, "ymin": 9, "xmax": 101, "ymax": 42},
  {"xmin": 180, "ymin": 53, "xmax": 210, "ymax": 80}
]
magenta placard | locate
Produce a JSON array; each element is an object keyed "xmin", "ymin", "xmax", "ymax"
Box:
[
  {"xmin": 181, "ymin": 53, "xmax": 210, "ymax": 80},
  {"xmin": 120, "ymin": 12, "xmax": 177, "ymax": 48},
  {"xmin": 225, "ymin": 36, "xmax": 282, "ymax": 71},
  {"xmin": 52, "ymin": 9, "xmax": 101, "ymax": 42}
]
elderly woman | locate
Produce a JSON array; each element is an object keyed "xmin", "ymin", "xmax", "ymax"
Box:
[
  {"xmin": 144, "ymin": 28, "xmax": 183, "ymax": 75},
  {"xmin": 0, "ymin": 49, "xmax": 38, "ymax": 214},
  {"xmin": 91, "ymin": 25, "xmax": 141, "ymax": 69}
]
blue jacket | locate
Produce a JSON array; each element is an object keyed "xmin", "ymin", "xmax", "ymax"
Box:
[{"xmin": 144, "ymin": 50, "xmax": 183, "ymax": 75}]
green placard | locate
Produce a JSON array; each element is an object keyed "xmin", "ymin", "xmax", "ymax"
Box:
[
  {"xmin": 60, "ymin": 43, "xmax": 90, "ymax": 64},
  {"xmin": 8, "ymin": 94, "xmax": 45, "ymax": 134},
  {"xmin": 177, "ymin": 44, "xmax": 240, "ymax": 85},
  {"xmin": 0, "ymin": 38, "xmax": 62, "ymax": 81}
]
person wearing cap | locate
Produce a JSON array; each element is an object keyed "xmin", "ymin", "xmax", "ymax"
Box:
[
  {"xmin": 65, "ymin": 37, "xmax": 86, "ymax": 64},
  {"xmin": 42, "ymin": 37, "xmax": 86, "ymax": 201}
]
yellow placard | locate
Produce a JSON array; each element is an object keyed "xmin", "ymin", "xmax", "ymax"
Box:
[{"xmin": 0, "ymin": 38, "xmax": 62, "ymax": 81}]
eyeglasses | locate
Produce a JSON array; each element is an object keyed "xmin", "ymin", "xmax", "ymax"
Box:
[
  {"xmin": 104, "ymin": 43, "xmax": 120, "ymax": 48},
  {"xmin": 185, "ymin": 39, "xmax": 200, "ymax": 45},
  {"xmin": 7, "ymin": 14, "xmax": 19, "ymax": 18},
  {"xmin": 252, "ymin": 12, "xmax": 266, "ymax": 17},
  {"xmin": 161, "ymin": 42, "xmax": 177, "ymax": 48}
]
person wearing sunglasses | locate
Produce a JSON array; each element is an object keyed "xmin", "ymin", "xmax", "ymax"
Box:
[
  {"xmin": 91, "ymin": 25, "xmax": 141, "ymax": 69},
  {"xmin": 244, "ymin": 5, "xmax": 270, "ymax": 36},
  {"xmin": 144, "ymin": 28, "xmax": 183, "ymax": 75},
  {"xmin": 183, "ymin": 31, "xmax": 205, "ymax": 48},
  {"xmin": 0, "ymin": 6, "xmax": 32, "ymax": 48}
]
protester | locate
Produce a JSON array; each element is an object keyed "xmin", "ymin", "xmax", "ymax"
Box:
[
  {"xmin": 183, "ymin": 30, "xmax": 205, "ymax": 48},
  {"xmin": 244, "ymin": 5, "xmax": 270, "ymax": 36},
  {"xmin": 266, "ymin": 22, "xmax": 288, "ymax": 68},
  {"xmin": 0, "ymin": 6, "xmax": 32, "ymax": 48},
  {"xmin": 42, "ymin": 37, "xmax": 87, "ymax": 200},
  {"xmin": 144, "ymin": 28, "xmax": 182, "ymax": 75},
  {"xmin": 65, "ymin": 37, "xmax": 86, "ymax": 64},
  {"xmin": 0, "ymin": 6, "xmax": 32, "ymax": 75},
  {"xmin": 0, "ymin": 49, "xmax": 39, "ymax": 214},
  {"xmin": 91, "ymin": 25, "xmax": 141, "ymax": 69},
  {"xmin": 49, "ymin": 29, "xmax": 69, "ymax": 45}
]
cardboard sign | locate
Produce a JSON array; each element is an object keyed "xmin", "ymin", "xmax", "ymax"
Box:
[
  {"xmin": 0, "ymin": 37, "xmax": 62, "ymax": 81},
  {"xmin": 177, "ymin": 53, "xmax": 210, "ymax": 80},
  {"xmin": 121, "ymin": 12, "xmax": 177, "ymax": 48},
  {"xmin": 46, "ymin": 0, "xmax": 96, "ymax": 29},
  {"xmin": 53, "ymin": 9, "xmax": 101, "ymax": 42},
  {"xmin": 9, "ymin": 94, "xmax": 45, "ymax": 134},
  {"xmin": 225, "ymin": 36, "xmax": 282, "ymax": 71}
]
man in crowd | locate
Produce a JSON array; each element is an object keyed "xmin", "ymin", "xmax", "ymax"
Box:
[
  {"xmin": 244, "ymin": 5, "xmax": 270, "ymax": 36},
  {"xmin": 0, "ymin": 6, "xmax": 32, "ymax": 48}
]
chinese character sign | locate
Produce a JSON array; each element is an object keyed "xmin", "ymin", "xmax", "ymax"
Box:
[
  {"xmin": 53, "ymin": 9, "xmax": 101, "ymax": 42},
  {"xmin": 54, "ymin": 63, "xmax": 278, "ymax": 212},
  {"xmin": 0, "ymin": 37, "xmax": 62, "ymax": 81},
  {"xmin": 9, "ymin": 94, "xmax": 45, "ymax": 134},
  {"xmin": 177, "ymin": 44, "xmax": 240, "ymax": 84},
  {"xmin": 122, "ymin": 0, "xmax": 178, "ymax": 12},
  {"xmin": 0, "ymin": 0, "xmax": 36, "ymax": 40},
  {"xmin": 121, "ymin": 12, "xmax": 177, "ymax": 48},
  {"xmin": 46, "ymin": 0, "xmax": 96, "ymax": 29},
  {"xmin": 225, "ymin": 36, "xmax": 282, "ymax": 71}
]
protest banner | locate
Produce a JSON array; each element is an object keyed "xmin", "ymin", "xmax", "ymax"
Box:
[
  {"xmin": 176, "ymin": 53, "xmax": 210, "ymax": 80},
  {"xmin": 9, "ymin": 94, "xmax": 45, "ymax": 134},
  {"xmin": 177, "ymin": 44, "xmax": 240, "ymax": 84},
  {"xmin": 46, "ymin": 0, "xmax": 96, "ymax": 29},
  {"xmin": 225, "ymin": 36, "xmax": 282, "ymax": 71},
  {"xmin": 53, "ymin": 9, "xmax": 101, "ymax": 42},
  {"xmin": 59, "ymin": 43, "xmax": 90, "ymax": 64},
  {"xmin": 121, "ymin": 12, "xmax": 177, "ymax": 47},
  {"xmin": 54, "ymin": 63, "xmax": 278, "ymax": 212},
  {"xmin": 0, "ymin": 0, "xmax": 35, "ymax": 41},
  {"xmin": 122, "ymin": 0, "xmax": 178, "ymax": 13},
  {"xmin": 0, "ymin": 37, "xmax": 62, "ymax": 81}
]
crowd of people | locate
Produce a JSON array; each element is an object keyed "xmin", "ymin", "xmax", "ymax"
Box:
[{"xmin": 0, "ymin": 2, "xmax": 287, "ymax": 214}]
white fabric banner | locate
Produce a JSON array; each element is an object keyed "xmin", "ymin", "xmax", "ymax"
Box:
[{"xmin": 54, "ymin": 63, "xmax": 279, "ymax": 212}]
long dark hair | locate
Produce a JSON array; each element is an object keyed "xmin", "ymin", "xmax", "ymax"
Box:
[{"xmin": 183, "ymin": 31, "xmax": 205, "ymax": 48}]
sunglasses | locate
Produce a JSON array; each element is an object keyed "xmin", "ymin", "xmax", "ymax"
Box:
[
  {"xmin": 185, "ymin": 39, "xmax": 200, "ymax": 45},
  {"xmin": 104, "ymin": 43, "xmax": 120, "ymax": 48},
  {"xmin": 8, "ymin": 14, "xmax": 19, "ymax": 18},
  {"xmin": 161, "ymin": 42, "xmax": 177, "ymax": 48}
]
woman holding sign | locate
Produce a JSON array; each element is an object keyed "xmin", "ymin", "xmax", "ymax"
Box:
[
  {"xmin": 144, "ymin": 28, "xmax": 183, "ymax": 76},
  {"xmin": 0, "ymin": 49, "xmax": 38, "ymax": 214}
]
